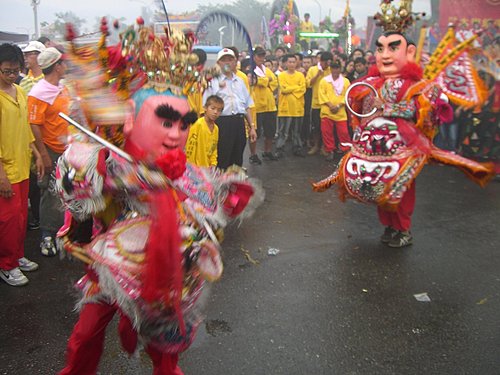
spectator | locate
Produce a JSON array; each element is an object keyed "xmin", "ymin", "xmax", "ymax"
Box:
[
  {"xmin": 202, "ymin": 48, "xmax": 256, "ymax": 169},
  {"xmin": 301, "ymin": 55, "xmax": 313, "ymax": 148},
  {"xmin": 349, "ymin": 48, "xmax": 365, "ymax": 61},
  {"xmin": 305, "ymin": 51, "xmax": 332, "ymax": 155},
  {"xmin": 20, "ymin": 41, "xmax": 46, "ymax": 94},
  {"xmin": 185, "ymin": 95, "xmax": 223, "ymax": 167},
  {"xmin": 318, "ymin": 60, "xmax": 351, "ymax": 161},
  {"xmin": 228, "ymin": 46, "xmax": 260, "ymax": 165},
  {"xmin": 344, "ymin": 59, "xmax": 355, "ymax": 76},
  {"xmin": 20, "ymin": 41, "xmax": 46, "ymax": 231},
  {"xmin": 0, "ymin": 43, "xmax": 43, "ymax": 286},
  {"xmin": 37, "ymin": 36, "xmax": 51, "ymax": 47},
  {"xmin": 276, "ymin": 54, "xmax": 307, "ymax": 157},
  {"xmin": 253, "ymin": 46, "xmax": 279, "ymax": 161},
  {"xmin": 299, "ymin": 13, "xmax": 315, "ymax": 51},
  {"xmin": 28, "ymin": 47, "xmax": 69, "ymax": 257},
  {"xmin": 187, "ymin": 48, "xmax": 207, "ymax": 117},
  {"xmin": 347, "ymin": 57, "xmax": 368, "ymax": 82}
]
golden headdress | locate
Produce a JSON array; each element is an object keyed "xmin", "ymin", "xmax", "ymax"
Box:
[
  {"xmin": 374, "ymin": 0, "xmax": 425, "ymax": 34},
  {"xmin": 63, "ymin": 18, "xmax": 206, "ymax": 145}
]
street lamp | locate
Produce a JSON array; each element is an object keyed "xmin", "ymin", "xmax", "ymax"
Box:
[
  {"xmin": 218, "ymin": 26, "xmax": 227, "ymax": 47},
  {"xmin": 31, "ymin": 0, "xmax": 40, "ymax": 39}
]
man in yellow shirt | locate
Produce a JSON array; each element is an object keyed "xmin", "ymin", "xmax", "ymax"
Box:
[
  {"xmin": 305, "ymin": 51, "xmax": 333, "ymax": 155},
  {"xmin": 0, "ymin": 44, "xmax": 43, "ymax": 286},
  {"xmin": 299, "ymin": 13, "xmax": 315, "ymax": 51},
  {"xmin": 252, "ymin": 46, "xmax": 279, "ymax": 161},
  {"xmin": 277, "ymin": 54, "xmax": 306, "ymax": 157},
  {"xmin": 185, "ymin": 95, "xmax": 223, "ymax": 167},
  {"xmin": 318, "ymin": 60, "xmax": 351, "ymax": 161}
]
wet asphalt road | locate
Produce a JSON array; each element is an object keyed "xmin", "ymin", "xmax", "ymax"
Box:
[{"xmin": 1, "ymin": 149, "xmax": 499, "ymax": 375}]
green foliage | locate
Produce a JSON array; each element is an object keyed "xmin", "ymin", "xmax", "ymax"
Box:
[{"xmin": 40, "ymin": 11, "xmax": 86, "ymax": 40}]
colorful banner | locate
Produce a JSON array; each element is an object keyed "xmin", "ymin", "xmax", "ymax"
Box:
[{"xmin": 439, "ymin": 0, "xmax": 500, "ymax": 31}]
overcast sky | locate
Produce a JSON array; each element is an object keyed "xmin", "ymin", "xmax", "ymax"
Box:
[{"xmin": 3, "ymin": 0, "xmax": 432, "ymax": 36}]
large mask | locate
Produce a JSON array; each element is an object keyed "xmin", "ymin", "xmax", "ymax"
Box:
[
  {"xmin": 375, "ymin": 34, "xmax": 416, "ymax": 78},
  {"xmin": 125, "ymin": 93, "xmax": 197, "ymax": 161}
]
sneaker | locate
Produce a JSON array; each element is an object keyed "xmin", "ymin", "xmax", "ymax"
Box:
[
  {"xmin": 27, "ymin": 220, "xmax": 40, "ymax": 230},
  {"xmin": 18, "ymin": 257, "xmax": 39, "ymax": 272},
  {"xmin": 388, "ymin": 231, "xmax": 413, "ymax": 248},
  {"xmin": 40, "ymin": 236, "xmax": 57, "ymax": 257},
  {"xmin": 0, "ymin": 267, "xmax": 29, "ymax": 286},
  {"xmin": 262, "ymin": 152, "xmax": 279, "ymax": 161},
  {"xmin": 307, "ymin": 146, "xmax": 319, "ymax": 155},
  {"xmin": 249, "ymin": 154, "xmax": 262, "ymax": 165},
  {"xmin": 320, "ymin": 147, "xmax": 329, "ymax": 156},
  {"xmin": 380, "ymin": 226, "xmax": 398, "ymax": 243}
]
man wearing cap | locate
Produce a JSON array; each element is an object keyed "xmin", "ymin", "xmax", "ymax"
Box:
[
  {"xmin": 202, "ymin": 47, "xmax": 256, "ymax": 169},
  {"xmin": 20, "ymin": 41, "xmax": 46, "ymax": 94},
  {"xmin": 28, "ymin": 47, "xmax": 69, "ymax": 257},
  {"xmin": 253, "ymin": 46, "xmax": 279, "ymax": 161}
]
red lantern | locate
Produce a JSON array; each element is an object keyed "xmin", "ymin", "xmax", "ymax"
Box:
[
  {"xmin": 351, "ymin": 35, "xmax": 361, "ymax": 46},
  {"xmin": 283, "ymin": 34, "xmax": 293, "ymax": 44}
]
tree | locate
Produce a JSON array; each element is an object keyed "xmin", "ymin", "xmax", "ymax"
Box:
[{"xmin": 40, "ymin": 11, "xmax": 86, "ymax": 41}]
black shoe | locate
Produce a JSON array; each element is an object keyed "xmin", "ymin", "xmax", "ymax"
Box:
[
  {"xmin": 262, "ymin": 152, "xmax": 279, "ymax": 161},
  {"xmin": 27, "ymin": 220, "xmax": 40, "ymax": 231},
  {"xmin": 380, "ymin": 226, "xmax": 397, "ymax": 243},
  {"xmin": 249, "ymin": 154, "xmax": 262, "ymax": 165}
]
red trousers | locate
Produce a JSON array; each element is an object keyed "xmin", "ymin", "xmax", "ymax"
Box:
[
  {"xmin": 377, "ymin": 182, "xmax": 416, "ymax": 231},
  {"xmin": 320, "ymin": 118, "xmax": 350, "ymax": 152},
  {"xmin": 0, "ymin": 179, "xmax": 29, "ymax": 270},
  {"xmin": 59, "ymin": 302, "xmax": 183, "ymax": 375}
]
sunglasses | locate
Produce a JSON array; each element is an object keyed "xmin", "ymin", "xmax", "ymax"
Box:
[{"xmin": 0, "ymin": 68, "xmax": 20, "ymax": 76}]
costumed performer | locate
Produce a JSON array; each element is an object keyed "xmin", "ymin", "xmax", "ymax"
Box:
[
  {"xmin": 56, "ymin": 19, "xmax": 263, "ymax": 375},
  {"xmin": 312, "ymin": 0, "xmax": 494, "ymax": 248}
]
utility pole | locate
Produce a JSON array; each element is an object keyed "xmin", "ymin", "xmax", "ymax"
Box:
[{"xmin": 31, "ymin": 0, "xmax": 41, "ymax": 38}]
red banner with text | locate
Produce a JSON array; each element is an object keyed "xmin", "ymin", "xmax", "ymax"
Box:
[{"xmin": 439, "ymin": 0, "xmax": 500, "ymax": 30}]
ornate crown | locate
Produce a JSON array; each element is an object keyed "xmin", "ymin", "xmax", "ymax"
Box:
[
  {"xmin": 374, "ymin": 0, "xmax": 425, "ymax": 33},
  {"xmin": 63, "ymin": 18, "xmax": 208, "ymax": 145}
]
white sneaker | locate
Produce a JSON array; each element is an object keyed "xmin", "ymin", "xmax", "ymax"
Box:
[
  {"xmin": 18, "ymin": 257, "xmax": 39, "ymax": 272},
  {"xmin": 0, "ymin": 267, "xmax": 29, "ymax": 286},
  {"xmin": 40, "ymin": 236, "xmax": 57, "ymax": 257}
]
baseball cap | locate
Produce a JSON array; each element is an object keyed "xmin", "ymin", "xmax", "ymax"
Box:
[
  {"xmin": 253, "ymin": 46, "xmax": 266, "ymax": 56},
  {"xmin": 217, "ymin": 48, "xmax": 236, "ymax": 61},
  {"xmin": 23, "ymin": 41, "xmax": 46, "ymax": 54},
  {"xmin": 38, "ymin": 47, "xmax": 62, "ymax": 70}
]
